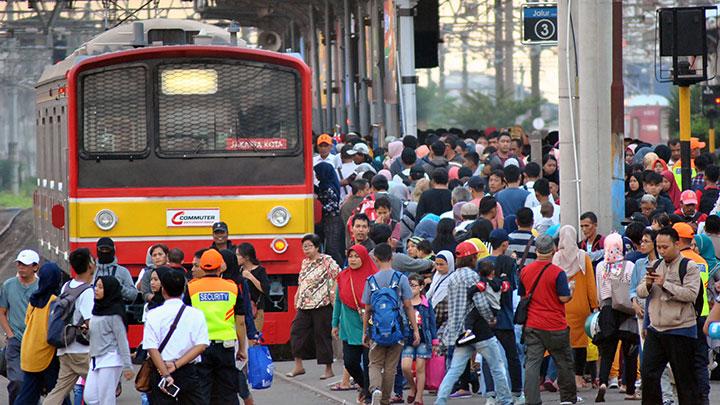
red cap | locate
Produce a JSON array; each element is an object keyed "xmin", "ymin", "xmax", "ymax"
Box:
[
  {"xmin": 680, "ymin": 190, "xmax": 698, "ymax": 205},
  {"xmin": 455, "ymin": 241, "xmax": 480, "ymax": 258}
]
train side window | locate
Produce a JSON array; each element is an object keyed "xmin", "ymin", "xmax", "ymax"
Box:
[{"xmin": 79, "ymin": 65, "xmax": 149, "ymax": 159}]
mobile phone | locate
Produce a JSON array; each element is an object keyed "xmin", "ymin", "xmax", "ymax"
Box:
[{"xmin": 164, "ymin": 383, "xmax": 180, "ymax": 398}]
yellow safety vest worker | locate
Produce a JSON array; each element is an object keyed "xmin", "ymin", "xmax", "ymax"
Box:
[
  {"xmin": 671, "ymin": 161, "xmax": 696, "ymax": 190},
  {"xmin": 680, "ymin": 249, "xmax": 710, "ymax": 317},
  {"xmin": 187, "ymin": 276, "xmax": 238, "ymax": 341}
]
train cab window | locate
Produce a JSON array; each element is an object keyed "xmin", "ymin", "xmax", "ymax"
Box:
[
  {"xmin": 79, "ymin": 66, "xmax": 148, "ymax": 158},
  {"xmin": 156, "ymin": 61, "xmax": 301, "ymax": 157}
]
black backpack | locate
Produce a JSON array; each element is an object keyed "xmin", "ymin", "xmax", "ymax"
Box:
[{"xmin": 47, "ymin": 282, "xmax": 92, "ymax": 348}]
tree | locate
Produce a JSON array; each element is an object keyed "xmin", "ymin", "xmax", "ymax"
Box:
[
  {"xmin": 450, "ymin": 90, "xmax": 544, "ymax": 129},
  {"xmin": 416, "ymin": 82, "xmax": 457, "ymax": 128}
]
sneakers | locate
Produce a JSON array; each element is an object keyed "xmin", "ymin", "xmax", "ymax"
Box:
[
  {"xmin": 559, "ymin": 397, "xmax": 584, "ymax": 405},
  {"xmin": 513, "ymin": 393, "xmax": 526, "ymax": 404},
  {"xmin": 370, "ymin": 389, "xmax": 382, "ymax": 405},
  {"xmin": 457, "ymin": 329, "xmax": 476, "ymax": 345},
  {"xmin": 608, "ymin": 377, "xmax": 619, "ymax": 389},
  {"xmin": 448, "ymin": 389, "xmax": 472, "ymax": 399},
  {"xmin": 485, "ymin": 397, "xmax": 497, "ymax": 405}
]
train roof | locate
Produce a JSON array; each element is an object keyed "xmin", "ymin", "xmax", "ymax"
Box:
[{"xmin": 38, "ymin": 19, "xmax": 246, "ymax": 86}]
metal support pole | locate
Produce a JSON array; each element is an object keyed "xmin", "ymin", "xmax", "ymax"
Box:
[
  {"xmin": 343, "ymin": 0, "xmax": 358, "ymax": 133},
  {"xmin": 397, "ymin": 0, "xmax": 417, "ymax": 137},
  {"xmin": 357, "ymin": 0, "xmax": 370, "ymax": 136},
  {"xmin": 370, "ymin": 0, "xmax": 385, "ymax": 132},
  {"xmin": 310, "ymin": 6, "xmax": 324, "ymax": 133},
  {"xmin": 324, "ymin": 0, "xmax": 334, "ymax": 132},
  {"xmin": 558, "ymin": 0, "xmax": 580, "ymax": 230},
  {"xmin": 503, "ymin": 0, "xmax": 514, "ymax": 97},
  {"xmin": 530, "ymin": 131, "xmax": 542, "ymax": 164},
  {"xmin": 494, "ymin": 0, "xmax": 504, "ymax": 97},
  {"xmin": 610, "ymin": 0, "xmax": 625, "ymax": 230},
  {"xmin": 530, "ymin": 46, "xmax": 541, "ymax": 116},
  {"xmin": 335, "ymin": 18, "xmax": 347, "ymax": 133},
  {"xmin": 679, "ymin": 85, "xmax": 692, "ymax": 190}
]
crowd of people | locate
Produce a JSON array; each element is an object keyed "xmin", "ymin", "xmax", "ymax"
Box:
[
  {"xmin": 3, "ymin": 127, "xmax": 720, "ymax": 405},
  {"xmin": 0, "ymin": 223, "xmax": 269, "ymax": 405},
  {"xmin": 303, "ymin": 128, "xmax": 720, "ymax": 405}
]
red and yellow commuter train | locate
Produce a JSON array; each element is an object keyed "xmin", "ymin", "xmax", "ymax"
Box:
[{"xmin": 34, "ymin": 19, "xmax": 314, "ymax": 346}]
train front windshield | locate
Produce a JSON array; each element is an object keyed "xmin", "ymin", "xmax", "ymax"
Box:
[{"xmin": 77, "ymin": 59, "xmax": 306, "ymax": 188}]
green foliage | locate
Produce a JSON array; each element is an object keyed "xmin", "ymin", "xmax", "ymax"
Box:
[
  {"xmin": 668, "ymin": 85, "xmax": 710, "ymax": 139},
  {"xmin": 416, "ymin": 84, "xmax": 545, "ymax": 131},
  {"xmin": 0, "ymin": 192, "xmax": 32, "ymax": 209}
]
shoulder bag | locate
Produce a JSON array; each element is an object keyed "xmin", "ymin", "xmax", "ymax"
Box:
[
  {"xmin": 517, "ymin": 236, "xmax": 536, "ymax": 269},
  {"xmin": 135, "ymin": 305, "xmax": 186, "ymax": 392},
  {"xmin": 514, "ymin": 263, "xmax": 551, "ymax": 326}
]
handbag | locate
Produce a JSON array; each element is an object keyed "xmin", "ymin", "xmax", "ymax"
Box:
[
  {"xmin": 609, "ymin": 261, "xmax": 635, "ymax": 315},
  {"xmin": 135, "ymin": 305, "xmax": 186, "ymax": 393},
  {"xmin": 514, "ymin": 263, "xmax": 551, "ymax": 325},
  {"xmin": 425, "ymin": 354, "xmax": 446, "ymax": 391},
  {"xmin": 247, "ymin": 344, "xmax": 274, "ymax": 389}
]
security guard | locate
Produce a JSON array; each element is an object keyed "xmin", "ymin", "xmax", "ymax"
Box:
[{"xmin": 184, "ymin": 249, "xmax": 246, "ymax": 405}]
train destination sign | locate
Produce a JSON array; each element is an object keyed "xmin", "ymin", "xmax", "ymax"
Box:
[{"xmin": 522, "ymin": 3, "xmax": 558, "ymax": 45}]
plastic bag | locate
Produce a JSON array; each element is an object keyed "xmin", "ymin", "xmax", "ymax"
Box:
[
  {"xmin": 425, "ymin": 354, "xmax": 446, "ymax": 391},
  {"xmin": 247, "ymin": 345, "xmax": 274, "ymax": 389}
]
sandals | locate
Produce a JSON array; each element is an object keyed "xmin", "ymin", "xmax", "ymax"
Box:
[
  {"xmin": 625, "ymin": 392, "xmax": 642, "ymax": 400},
  {"xmin": 320, "ymin": 373, "xmax": 335, "ymax": 380},
  {"xmin": 330, "ymin": 383, "xmax": 357, "ymax": 391},
  {"xmin": 285, "ymin": 369, "xmax": 306, "ymax": 378},
  {"xmin": 595, "ymin": 384, "xmax": 607, "ymax": 403}
]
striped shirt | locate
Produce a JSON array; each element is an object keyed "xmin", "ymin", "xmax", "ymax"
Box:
[{"xmin": 508, "ymin": 230, "xmax": 536, "ymax": 266}]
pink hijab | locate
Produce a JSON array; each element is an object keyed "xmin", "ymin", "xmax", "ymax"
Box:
[{"xmin": 378, "ymin": 169, "xmax": 392, "ymax": 181}]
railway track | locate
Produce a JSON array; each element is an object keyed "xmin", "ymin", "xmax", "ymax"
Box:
[{"xmin": 0, "ymin": 208, "xmax": 36, "ymax": 280}]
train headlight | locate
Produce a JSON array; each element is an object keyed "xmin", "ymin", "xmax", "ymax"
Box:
[
  {"xmin": 94, "ymin": 209, "xmax": 118, "ymax": 231},
  {"xmin": 268, "ymin": 206, "xmax": 291, "ymax": 227},
  {"xmin": 271, "ymin": 238, "xmax": 288, "ymax": 254}
]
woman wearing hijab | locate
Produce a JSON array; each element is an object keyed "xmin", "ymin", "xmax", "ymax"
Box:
[
  {"xmin": 426, "ymin": 250, "xmax": 455, "ymax": 345},
  {"xmin": 593, "ymin": 233, "xmax": 640, "ymax": 401},
  {"xmin": 315, "ymin": 161, "xmax": 346, "ymax": 266},
  {"xmin": 15, "ymin": 263, "xmax": 63, "ymax": 404},
  {"xmin": 695, "ymin": 233, "xmax": 720, "ymax": 303},
  {"xmin": 661, "ymin": 170, "xmax": 682, "ymax": 208},
  {"xmin": 552, "ymin": 225, "xmax": 599, "ymax": 390},
  {"xmin": 625, "ymin": 172, "xmax": 644, "ymax": 201},
  {"xmin": 332, "ymin": 245, "xmax": 377, "ymax": 404},
  {"xmin": 84, "ymin": 276, "xmax": 133, "ymax": 405}
]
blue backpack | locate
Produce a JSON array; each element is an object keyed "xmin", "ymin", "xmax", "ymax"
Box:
[{"xmin": 368, "ymin": 271, "xmax": 406, "ymax": 346}]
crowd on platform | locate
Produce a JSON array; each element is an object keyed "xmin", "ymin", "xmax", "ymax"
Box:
[
  {"xmin": 300, "ymin": 128, "xmax": 720, "ymax": 405},
  {"xmin": 3, "ymin": 127, "xmax": 720, "ymax": 405}
]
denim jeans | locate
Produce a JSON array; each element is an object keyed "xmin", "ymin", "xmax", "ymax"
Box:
[
  {"xmin": 483, "ymin": 329, "xmax": 523, "ymax": 395},
  {"xmin": 435, "ymin": 337, "xmax": 512, "ymax": 405}
]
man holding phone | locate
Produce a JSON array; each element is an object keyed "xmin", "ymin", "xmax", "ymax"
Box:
[
  {"xmin": 144, "ymin": 268, "xmax": 209, "ymax": 404},
  {"xmin": 637, "ymin": 226, "xmax": 701, "ymax": 404}
]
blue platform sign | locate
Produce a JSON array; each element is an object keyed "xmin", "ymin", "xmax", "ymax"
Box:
[{"xmin": 522, "ymin": 3, "xmax": 558, "ymax": 45}]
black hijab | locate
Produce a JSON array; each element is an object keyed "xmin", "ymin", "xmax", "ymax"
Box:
[
  {"xmin": 93, "ymin": 276, "xmax": 126, "ymax": 318},
  {"xmin": 29, "ymin": 262, "xmax": 62, "ymax": 308},
  {"xmin": 147, "ymin": 266, "xmax": 172, "ymax": 311},
  {"xmin": 220, "ymin": 249, "xmax": 241, "ymax": 284}
]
